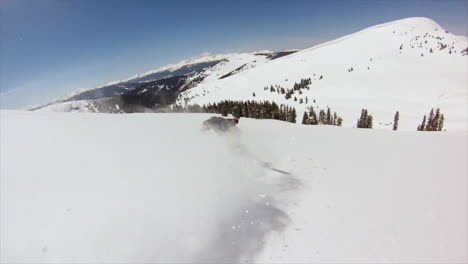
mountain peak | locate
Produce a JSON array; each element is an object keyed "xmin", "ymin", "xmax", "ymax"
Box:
[{"xmin": 388, "ymin": 17, "xmax": 444, "ymax": 32}]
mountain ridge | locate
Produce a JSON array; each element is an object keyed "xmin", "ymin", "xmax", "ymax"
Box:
[{"xmin": 35, "ymin": 17, "xmax": 468, "ymax": 131}]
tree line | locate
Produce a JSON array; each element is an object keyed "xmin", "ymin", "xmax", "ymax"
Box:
[
  {"xmin": 302, "ymin": 107, "xmax": 343, "ymax": 126},
  {"xmin": 202, "ymin": 100, "xmax": 297, "ymax": 123},
  {"xmin": 170, "ymin": 102, "xmax": 445, "ymax": 131}
]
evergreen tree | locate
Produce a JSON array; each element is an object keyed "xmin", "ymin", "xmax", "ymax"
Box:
[
  {"xmin": 438, "ymin": 114, "xmax": 444, "ymax": 131},
  {"xmin": 221, "ymin": 107, "xmax": 228, "ymax": 117},
  {"xmin": 302, "ymin": 112, "xmax": 309, "ymax": 124},
  {"xmin": 357, "ymin": 109, "xmax": 365, "ymax": 128},
  {"xmin": 427, "ymin": 108, "xmax": 434, "ymax": 130},
  {"xmin": 393, "ymin": 111, "xmax": 399, "ymax": 131},
  {"xmin": 319, "ymin": 110, "xmax": 326, "ymax": 124},
  {"xmin": 309, "ymin": 107, "xmax": 318, "ymax": 125},
  {"xmin": 337, "ymin": 117, "xmax": 343, "ymax": 126},
  {"xmin": 326, "ymin": 108, "xmax": 332, "ymax": 125},
  {"xmin": 243, "ymin": 102, "xmax": 249, "ymax": 117},
  {"xmin": 367, "ymin": 114, "xmax": 373, "ymax": 128},
  {"xmin": 417, "ymin": 115, "xmax": 426, "ymax": 131},
  {"xmin": 357, "ymin": 109, "xmax": 373, "ymax": 128},
  {"xmin": 433, "ymin": 108, "xmax": 440, "ymax": 131},
  {"xmin": 290, "ymin": 108, "xmax": 297, "ymax": 123}
]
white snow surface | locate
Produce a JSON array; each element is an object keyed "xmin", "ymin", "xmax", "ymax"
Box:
[{"xmin": 1, "ymin": 110, "xmax": 466, "ymax": 263}]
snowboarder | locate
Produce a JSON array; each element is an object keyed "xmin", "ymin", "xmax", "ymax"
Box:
[{"xmin": 202, "ymin": 116, "xmax": 239, "ymax": 133}]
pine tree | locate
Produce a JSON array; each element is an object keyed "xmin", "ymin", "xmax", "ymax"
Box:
[
  {"xmin": 302, "ymin": 112, "xmax": 309, "ymax": 124},
  {"xmin": 357, "ymin": 109, "xmax": 366, "ymax": 128},
  {"xmin": 393, "ymin": 111, "xmax": 399, "ymax": 131},
  {"xmin": 326, "ymin": 108, "xmax": 332, "ymax": 125},
  {"xmin": 357, "ymin": 109, "xmax": 373, "ymax": 128},
  {"xmin": 367, "ymin": 114, "xmax": 373, "ymax": 128},
  {"xmin": 433, "ymin": 108, "xmax": 440, "ymax": 131},
  {"xmin": 427, "ymin": 108, "xmax": 434, "ymax": 130},
  {"xmin": 309, "ymin": 107, "xmax": 318, "ymax": 125},
  {"xmin": 243, "ymin": 102, "xmax": 249, "ymax": 117},
  {"xmin": 417, "ymin": 115, "xmax": 426, "ymax": 131},
  {"xmin": 337, "ymin": 117, "xmax": 343, "ymax": 126},
  {"xmin": 221, "ymin": 106, "xmax": 228, "ymax": 117},
  {"xmin": 438, "ymin": 114, "xmax": 444, "ymax": 131},
  {"xmin": 319, "ymin": 110, "xmax": 326, "ymax": 124}
]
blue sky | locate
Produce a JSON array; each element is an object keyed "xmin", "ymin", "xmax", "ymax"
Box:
[{"xmin": 1, "ymin": 0, "xmax": 467, "ymax": 109}]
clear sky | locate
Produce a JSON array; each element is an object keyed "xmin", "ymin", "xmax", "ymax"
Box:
[{"xmin": 1, "ymin": 0, "xmax": 467, "ymax": 109}]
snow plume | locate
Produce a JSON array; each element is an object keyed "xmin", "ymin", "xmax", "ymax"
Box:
[{"xmin": 0, "ymin": 111, "xmax": 298, "ymax": 263}]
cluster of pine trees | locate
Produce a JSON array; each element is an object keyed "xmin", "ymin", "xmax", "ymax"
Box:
[
  {"xmin": 265, "ymin": 78, "xmax": 312, "ymax": 101},
  {"xmin": 302, "ymin": 107, "xmax": 343, "ymax": 126},
  {"xmin": 417, "ymin": 108, "xmax": 444, "ymax": 131},
  {"xmin": 357, "ymin": 109, "xmax": 373, "ymax": 128},
  {"xmin": 169, "ymin": 104, "xmax": 205, "ymax": 113},
  {"xmin": 203, "ymin": 100, "xmax": 297, "ymax": 123},
  {"xmin": 293, "ymin": 78, "xmax": 312, "ymax": 90}
]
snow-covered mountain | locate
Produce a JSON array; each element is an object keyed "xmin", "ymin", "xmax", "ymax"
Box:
[
  {"xmin": 32, "ymin": 52, "xmax": 291, "ymax": 111},
  {"xmin": 36, "ymin": 17, "xmax": 467, "ymax": 131}
]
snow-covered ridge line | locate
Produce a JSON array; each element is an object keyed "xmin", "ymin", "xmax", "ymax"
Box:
[
  {"xmin": 39, "ymin": 52, "xmax": 270, "ymax": 107},
  {"xmin": 123, "ymin": 53, "xmax": 237, "ymax": 82},
  {"xmin": 288, "ymin": 17, "xmax": 459, "ymax": 59}
]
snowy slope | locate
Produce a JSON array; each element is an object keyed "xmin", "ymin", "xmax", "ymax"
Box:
[
  {"xmin": 178, "ymin": 17, "xmax": 468, "ymax": 131},
  {"xmin": 1, "ymin": 110, "xmax": 466, "ymax": 263}
]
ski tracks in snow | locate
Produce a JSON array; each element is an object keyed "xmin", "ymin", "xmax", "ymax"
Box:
[{"xmin": 196, "ymin": 129, "xmax": 304, "ymax": 262}]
